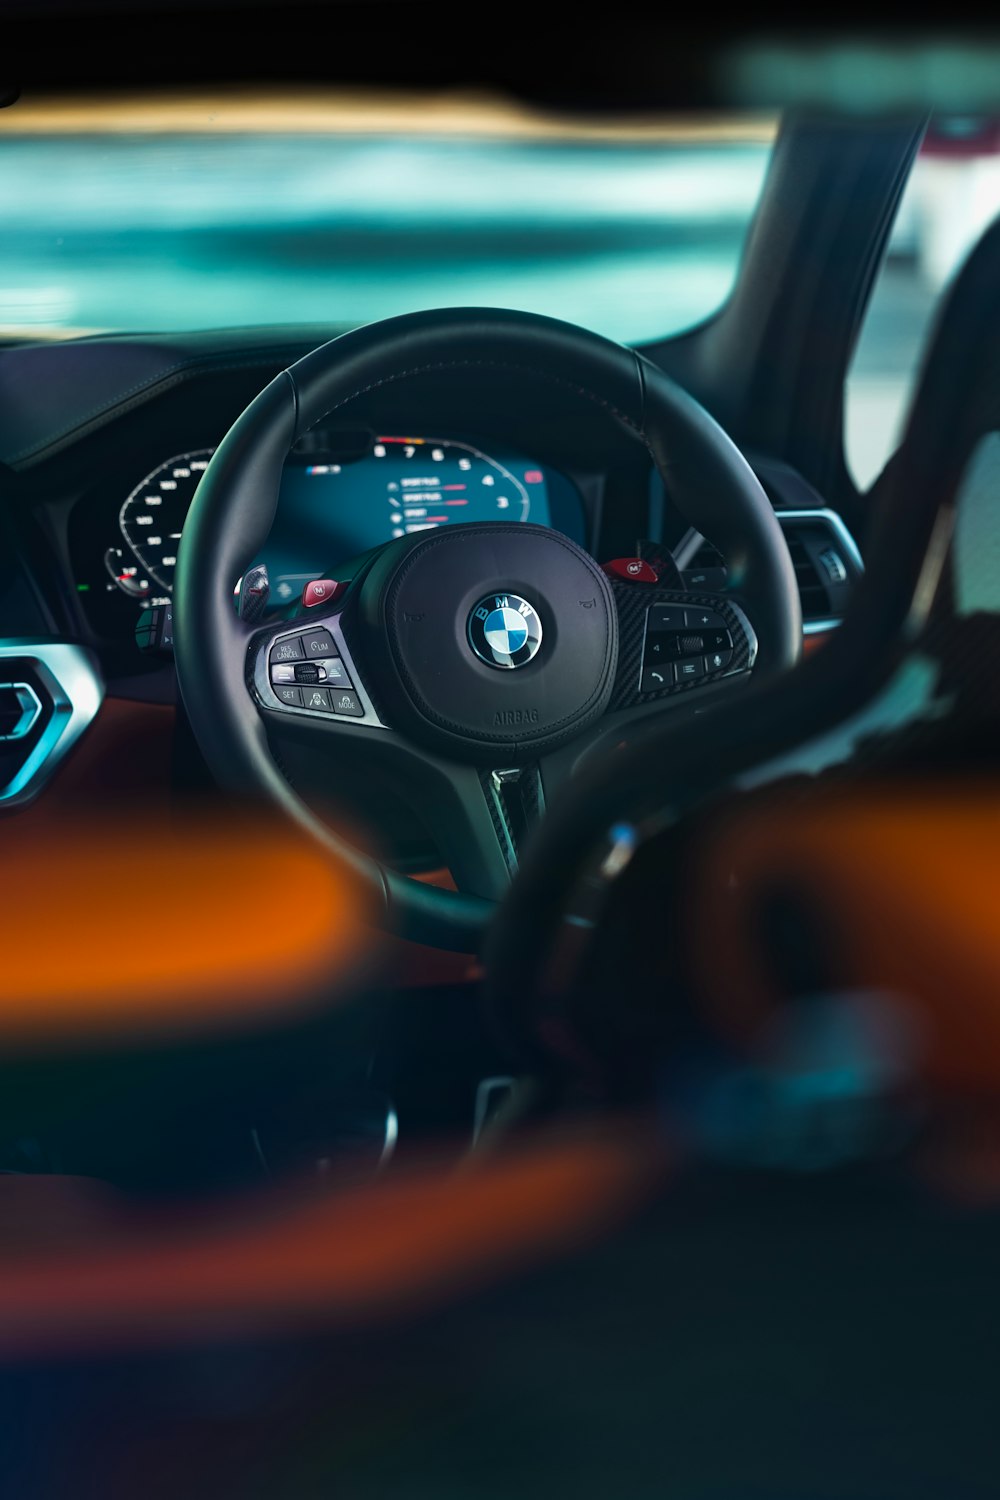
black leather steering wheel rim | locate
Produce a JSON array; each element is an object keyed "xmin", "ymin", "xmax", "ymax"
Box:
[{"xmin": 173, "ymin": 308, "xmax": 800, "ymax": 952}]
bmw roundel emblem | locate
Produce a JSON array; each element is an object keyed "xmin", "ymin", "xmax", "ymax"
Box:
[{"xmin": 468, "ymin": 592, "xmax": 543, "ymax": 670}]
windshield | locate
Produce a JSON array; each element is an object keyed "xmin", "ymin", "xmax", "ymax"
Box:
[{"xmin": 0, "ymin": 91, "xmax": 773, "ymax": 343}]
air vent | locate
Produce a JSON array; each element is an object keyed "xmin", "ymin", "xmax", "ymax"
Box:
[
  {"xmin": 677, "ymin": 510, "xmax": 861, "ymax": 628},
  {"xmin": 0, "ymin": 643, "xmax": 102, "ymax": 807},
  {"xmin": 784, "ymin": 530, "xmax": 831, "ymax": 619}
]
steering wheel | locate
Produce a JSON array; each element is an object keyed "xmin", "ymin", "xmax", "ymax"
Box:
[{"xmin": 174, "ymin": 309, "xmax": 800, "ymax": 952}]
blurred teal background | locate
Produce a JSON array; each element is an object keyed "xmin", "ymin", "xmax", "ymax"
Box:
[
  {"xmin": 3, "ymin": 121, "xmax": 999, "ymax": 490},
  {"xmin": 0, "ymin": 134, "xmax": 769, "ymax": 342}
]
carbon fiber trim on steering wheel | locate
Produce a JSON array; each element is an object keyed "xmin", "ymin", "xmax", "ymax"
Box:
[{"xmin": 608, "ymin": 582, "xmax": 756, "ymax": 710}]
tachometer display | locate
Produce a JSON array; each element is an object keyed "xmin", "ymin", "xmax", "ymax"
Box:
[{"xmin": 119, "ymin": 449, "xmax": 213, "ymax": 593}]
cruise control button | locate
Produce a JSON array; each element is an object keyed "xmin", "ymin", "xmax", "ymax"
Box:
[
  {"xmin": 300, "ymin": 628, "xmax": 337, "ymax": 658},
  {"xmin": 705, "ymin": 649, "xmax": 733, "ymax": 673},
  {"xmin": 270, "ymin": 636, "xmax": 304, "ymax": 663},
  {"xmin": 647, "ymin": 605, "xmax": 688, "ymax": 631},
  {"xmin": 331, "ymin": 689, "xmax": 364, "ymax": 718},
  {"xmin": 302, "ymin": 687, "xmax": 333, "ymax": 711},
  {"xmin": 274, "ymin": 684, "xmax": 304, "ymax": 707},
  {"xmin": 270, "ymin": 662, "xmax": 296, "ymax": 683},
  {"xmin": 641, "ymin": 667, "xmax": 672, "ymax": 693},
  {"xmin": 294, "ymin": 663, "xmax": 322, "ymax": 683},
  {"xmin": 676, "ymin": 658, "xmax": 706, "ymax": 682},
  {"xmin": 320, "ymin": 657, "xmax": 353, "ymax": 687}
]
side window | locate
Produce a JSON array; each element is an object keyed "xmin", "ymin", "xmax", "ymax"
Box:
[{"xmin": 845, "ymin": 118, "xmax": 1000, "ymax": 491}]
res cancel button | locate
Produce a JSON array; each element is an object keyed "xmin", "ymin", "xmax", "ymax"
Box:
[{"xmin": 493, "ymin": 708, "xmax": 539, "ymax": 727}]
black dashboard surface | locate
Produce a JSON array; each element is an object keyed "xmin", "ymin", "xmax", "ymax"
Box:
[
  {"xmin": 0, "ymin": 328, "xmax": 666, "ymax": 663},
  {"xmin": 0, "ymin": 328, "xmax": 849, "ymax": 692}
]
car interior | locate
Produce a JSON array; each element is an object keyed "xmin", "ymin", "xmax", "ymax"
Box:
[{"xmin": 3, "ymin": 6, "xmax": 1000, "ymax": 1495}]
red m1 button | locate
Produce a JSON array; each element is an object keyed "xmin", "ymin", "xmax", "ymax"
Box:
[
  {"xmin": 302, "ymin": 578, "xmax": 347, "ymax": 608},
  {"xmin": 602, "ymin": 557, "xmax": 659, "ymax": 584}
]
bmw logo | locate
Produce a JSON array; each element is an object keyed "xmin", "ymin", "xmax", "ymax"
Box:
[{"xmin": 468, "ymin": 592, "xmax": 543, "ymax": 670}]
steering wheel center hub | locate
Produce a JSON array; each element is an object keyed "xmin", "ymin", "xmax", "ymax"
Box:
[{"xmin": 358, "ymin": 523, "xmax": 618, "ymax": 761}]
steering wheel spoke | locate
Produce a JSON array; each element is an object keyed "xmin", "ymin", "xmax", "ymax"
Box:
[
  {"xmin": 250, "ymin": 607, "xmax": 385, "ymax": 730},
  {"xmin": 392, "ymin": 756, "xmax": 531, "ymax": 904},
  {"xmin": 249, "ymin": 606, "xmax": 548, "ymax": 902}
]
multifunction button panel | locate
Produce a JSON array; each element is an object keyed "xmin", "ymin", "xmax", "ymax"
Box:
[
  {"xmin": 253, "ymin": 618, "xmax": 383, "ymax": 728},
  {"xmin": 638, "ymin": 601, "xmax": 755, "ymax": 696}
]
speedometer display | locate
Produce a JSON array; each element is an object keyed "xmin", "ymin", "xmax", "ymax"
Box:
[{"xmin": 119, "ymin": 449, "xmax": 213, "ymax": 593}]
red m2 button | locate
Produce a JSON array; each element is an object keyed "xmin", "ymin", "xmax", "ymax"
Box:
[
  {"xmin": 302, "ymin": 579, "xmax": 347, "ymax": 608},
  {"xmin": 602, "ymin": 558, "xmax": 659, "ymax": 584}
]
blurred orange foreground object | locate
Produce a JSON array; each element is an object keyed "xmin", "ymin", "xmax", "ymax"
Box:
[
  {"xmin": 0, "ymin": 1126, "xmax": 660, "ymax": 1360},
  {"xmin": 0, "ymin": 811, "xmax": 375, "ymax": 1046},
  {"xmin": 688, "ymin": 780, "xmax": 1000, "ymax": 1092}
]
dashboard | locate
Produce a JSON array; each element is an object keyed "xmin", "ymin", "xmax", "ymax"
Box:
[
  {"xmin": 0, "ymin": 332, "xmax": 861, "ymax": 695},
  {"xmin": 0, "ymin": 331, "xmax": 863, "ymax": 870},
  {"xmin": 71, "ymin": 428, "xmax": 585, "ymax": 633}
]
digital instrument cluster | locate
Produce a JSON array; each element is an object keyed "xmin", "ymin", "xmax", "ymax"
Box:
[{"xmin": 75, "ymin": 433, "xmax": 583, "ymax": 633}]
